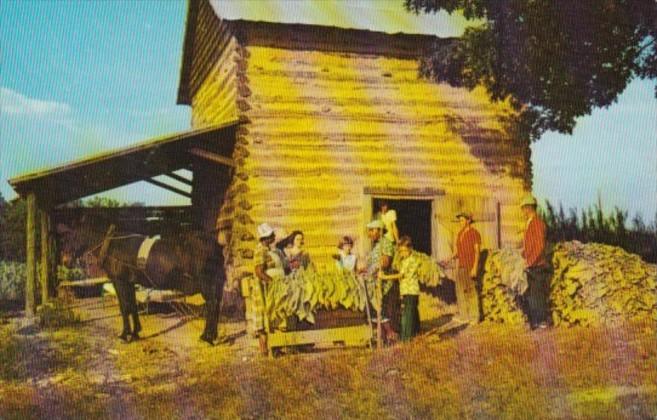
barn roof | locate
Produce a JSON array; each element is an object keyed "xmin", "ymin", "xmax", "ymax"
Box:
[
  {"xmin": 8, "ymin": 121, "xmax": 239, "ymax": 207},
  {"xmin": 177, "ymin": 0, "xmax": 456, "ymax": 104},
  {"xmin": 208, "ymin": 0, "xmax": 460, "ymax": 36}
]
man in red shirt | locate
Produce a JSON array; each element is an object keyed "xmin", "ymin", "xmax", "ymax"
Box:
[
  {"xmin": 521, "ymin": 195, "xmax": 552, "ymax": 329},
  {"xmin": 447, "ymin": 211, "xmax": 481, "ymax": 323}
]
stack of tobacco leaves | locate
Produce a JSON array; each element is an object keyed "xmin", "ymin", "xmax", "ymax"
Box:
[
  {"xmin": 479, "ymin": 242, "xmax": 657, "ymax": 326},
  {"xmin": 550, "ymin": 241, "xmax": 657, "ymax": 326},
  {"xmin": 480, "ymin": 248, "xmax": 528, "ymax": 325}
]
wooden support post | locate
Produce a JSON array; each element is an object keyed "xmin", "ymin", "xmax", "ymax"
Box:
[
  {"xmin": 49, "ymin": 231, "xmax": 57, "ymax": 297},
  {"xmin": 25, "ymin": 193, "xmax": 37, "ymax": 318},
  {"xmin": 40, "ymin": 210, "xmax": 50, "ymax": 305},
  {"xmin": 496, "ymin": 201, "xmax": 502, "ymax": 249},
  {"xmin": 376, "ymin": 272, "xmax": 382, "ymax": 350},
  {"xmin": 261, "ymin": 281, "xmax": 273, "ymax": 358}
]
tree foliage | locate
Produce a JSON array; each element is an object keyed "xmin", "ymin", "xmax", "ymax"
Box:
[
  {"xmin": 405, "ymin": 0, "xmax": 657, "ymax": 140},
  {"xmin": 0, "ymin": 193, "xmax": 28, "ymax": 262},
  {"xmin": 0, "ymin": 192, "xmax": 140, "ymax": 262}
]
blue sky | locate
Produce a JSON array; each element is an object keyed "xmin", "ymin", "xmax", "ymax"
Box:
[{"xmin": 1, "ymin": 1, "xmax": 655, "ymax": 220}]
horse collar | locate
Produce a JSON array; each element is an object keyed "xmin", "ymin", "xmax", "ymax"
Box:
[{"xmin": 137, "ymin": 236, "xmax": 161, "ymax": 270}]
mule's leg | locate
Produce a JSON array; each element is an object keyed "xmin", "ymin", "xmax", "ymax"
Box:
[
  {"xmin": 211, "ymin": 282, "xmax": 224, "ymax": 340},
  {"xmin": 113, "ymin": 278, "xmax": 133, "ymax": 342},
  {"xmin": 126, "ymin": 282, "xmax": 141, "ymax": 340},
  {"xmin": 202, "ymin": 283, "xmax": 223, "ymax": 344},
  {"xmin": 200, "ymin": 282, "xmax": 218, "ymax": 344}
]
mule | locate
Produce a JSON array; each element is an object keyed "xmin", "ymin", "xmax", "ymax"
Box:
[{"xmin": 58, "ymin": 217, "xmax": 225, "ymax": 345}]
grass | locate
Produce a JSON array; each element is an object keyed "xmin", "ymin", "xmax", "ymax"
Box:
[
  {"xmin": 0, "ymin": 317, "xmax": 108, "ymax": 419},
  {"xmin": 37, "ymin": 299, "xmax": 81, "ymax": 330},
  {"xmin": 120, "ymin": 319, "xmax": 656, "ymax": 419},
  {"xmin": 0, "ymin": 315, "xmax": 654, "ymax": 419}
]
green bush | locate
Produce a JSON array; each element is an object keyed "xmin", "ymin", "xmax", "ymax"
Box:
[
  {"xmin": 0, "ymin": 261, "xmax": 27, "ymax": 302},
  {"xmin": 0, "ymin": 261, "xmax": 86, "ymax": 304},
  {"xmin": 56, "ymin": 265, "xmax": 85, "ymax": 283}
]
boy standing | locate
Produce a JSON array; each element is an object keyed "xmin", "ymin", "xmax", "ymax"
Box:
[{"xmin": 379, "ymin": 236, "xmax": 421, "ymax": 341}]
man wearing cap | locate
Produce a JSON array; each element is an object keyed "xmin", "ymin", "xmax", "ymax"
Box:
[
  {"xmin": 365, "ymin": 219, "xmax": 399, "ymax": 344},
  {"xmin": 521, "ymin": 195, "xmax": 551, "ymax": 329},
  {"xmin": 252, "ymin": 223, "xmax": 276, "ymax": 355},
  {"xmin": 447, "ymin": 211, "xmax": 481, "ymax": 323}
]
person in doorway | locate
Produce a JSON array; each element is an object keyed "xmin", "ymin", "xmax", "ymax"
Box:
[
  {"xmin": 520, "ymin": 195, "xmax": 552, "ymax": 330},
  {"xmin": 253, "ymin": 223, "xmax": 276, "ymax": 355},
  {"xmin": 377, "ymin": 201, "xmax": 399, "ymax": 244},
  {"xmin": 364, "ymin": 219, "xmax": 399, "ymax": 344},
  {"xmin": 378, "ymin": 236, "xmax": 421, "ymax": 342},
  {"xmin": 445, "ymin": 211, "xmax": 481, "ymax": 324},
  {"xmin": 333, "ymin": 236, "xmax": 357, "ymax": 272},
  {"xmin": 279, "ymin": 230, "xmax": 313, "ymax": 275}
]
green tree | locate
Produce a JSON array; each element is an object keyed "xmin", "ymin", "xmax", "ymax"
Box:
[
  {"xmin": 0, "ymin": 195, "xmax": 27, "ymax": 262},
  {"xmin": 82, "ymin": 196, "xmax": 123, "ymax": 208},
  {"xmin": 405, "ymin": 0, "xmax": 657, "ymax": 141}
]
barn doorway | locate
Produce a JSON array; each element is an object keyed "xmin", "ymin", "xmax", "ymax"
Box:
[{"xmin": 372, "ymin": 198, "xmax": 433, "ymax": 255}]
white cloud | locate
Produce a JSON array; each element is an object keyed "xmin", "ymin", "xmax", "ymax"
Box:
[
  {"xmin": 128, "ymin": 106, "xmax": 178, "ymax": 118},
  {"xmin": 0, "ymin": 87, "xmax": 72, "ymax": 119}
]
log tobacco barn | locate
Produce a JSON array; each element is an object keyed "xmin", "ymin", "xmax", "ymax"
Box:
[{"xmin": 178, "ymin": 0, "xmax": 531, "ymax": 287}]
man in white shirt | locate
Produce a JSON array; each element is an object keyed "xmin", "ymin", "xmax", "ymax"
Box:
[{"xmin": 377, "ymin": 201, "xmax": 399, "ymax": 243}]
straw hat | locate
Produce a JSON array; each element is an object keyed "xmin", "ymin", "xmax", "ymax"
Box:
[
  {"xmin": 257, "ymin": 223, "xmax": 274, "ymax": 239},
  {"xmin": 456, "ymin": 211, "xmax": 474, "ymax": 222},
  {"xmin": 520, "ymin": 195, "xmax": 538, "ymax": 207},
  {"xmin": 366, "ymin": 219, "xmax": 384, "ymax": 230}
]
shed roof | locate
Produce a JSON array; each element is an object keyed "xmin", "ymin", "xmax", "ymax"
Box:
[{"xmin": 8, "ymin": 121, "xmax": 239, "ymax": 207}]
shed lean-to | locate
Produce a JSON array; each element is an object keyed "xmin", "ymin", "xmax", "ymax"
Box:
[{"xmin": 177, "ymin": 0, "xmax": 532, "ymax": 289}]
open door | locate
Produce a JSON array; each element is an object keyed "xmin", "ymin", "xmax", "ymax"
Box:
[{"xmin": 372, "ymin": 197, "xmax": 433, "ymax": 254}]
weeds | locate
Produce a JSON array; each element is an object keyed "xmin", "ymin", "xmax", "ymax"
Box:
[
  {"xmin": 0, "ymin": 327, "xmax": 27, "ymax": 380},
  {"xmin": 541, "ymin": 200, "xmax": 657, "ymax": 263},
  {"xmin": 38, "ymin": 298, "xmax": 80, "ymax": 329}
]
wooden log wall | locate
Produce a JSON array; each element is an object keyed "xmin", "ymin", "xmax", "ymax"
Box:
[
  {"xmin": 191, "ymin": 44, "xmax": 530, "ymax": 287},
  {"xmin": 264, "ymin": 48, "xmax": 526, "ymax": 270},
  {"xmin": 185, "ymin": 12, "xmax": 532, "ymax": 286},
  {"xmin": 190, "ymin": 0, "xmax": 240, "ymax": 127},
  {"xmin": 187, "ymin": 1, "xmax": 246, "ymax": 285}
]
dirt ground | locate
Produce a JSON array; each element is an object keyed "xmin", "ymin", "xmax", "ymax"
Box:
[{"xmin": 0, "ymin": 296, "xmax": 655, "ymax": 420}]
